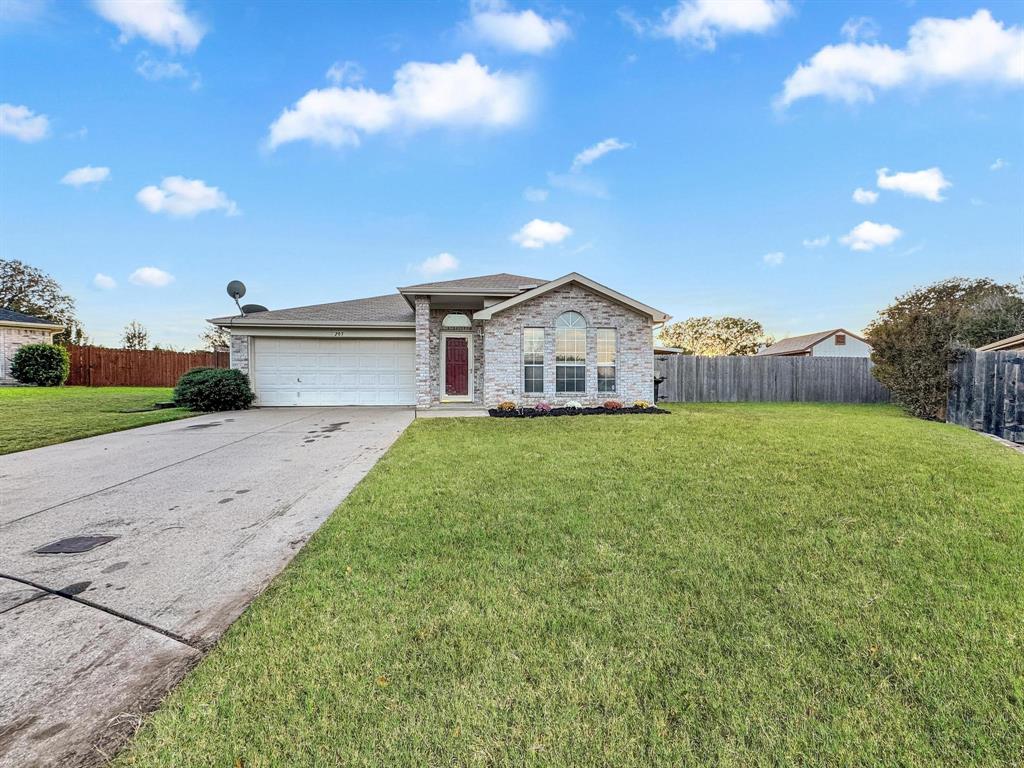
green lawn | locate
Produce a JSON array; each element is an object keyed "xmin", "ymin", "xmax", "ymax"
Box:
[
  {"xmin": 0, "ymin": 386, "xmax": 193, "ymax": 454},
  {"xmin": 117, "ymin": 404, "xmax": 1023, "ymax": 767}
]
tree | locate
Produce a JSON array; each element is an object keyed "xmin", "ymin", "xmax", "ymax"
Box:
[
  {"xmin": 866, "ymin": 277, "xmax": 1024, "ymax": 420},
  {"xmin": 659, "ymin": 316, "xmax": 773, "ymax": 356},
  {"xmin": 0, "ymin": 258, "xmax": 86, "ymax": 345},
  {"xmin": 121, "ymin": 320, "xmax": 150, "ymax": 350},
  {"xmin": 199, "ymin": 323, "xmax": 230, "ymax": 351}
]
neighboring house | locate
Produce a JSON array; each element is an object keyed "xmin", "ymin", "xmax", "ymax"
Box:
[
  {"xmin": 977, "ymin": 332, "xmax": 1024, "ymax": 352},
  {"xmin": 756, "ymin": 328, "xmax": 872, "ymax": 358},
  {"xmin": 654, "ymin": 345, "xmax": 687, "ymax": 356},
  {"xmin": 210, "ymin": 272, "xmax": 670, "ymax": 408},
  {"xmin": 0, "ymin": 308, "xmax": 64, "ymax": 384}
]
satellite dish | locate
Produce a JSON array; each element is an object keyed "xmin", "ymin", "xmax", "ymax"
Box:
[
  {"xmin": 226, "ymin": 280, "xmax": 246, "ymax": 300},
  {"xmin": 241, "ymin": 304, "xmax": 268, "ymax": 314}
]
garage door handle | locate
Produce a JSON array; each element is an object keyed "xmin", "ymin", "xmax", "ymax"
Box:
[{"xmin": 297, "ymin": 378, "xmax": 302, "ymax": 383}]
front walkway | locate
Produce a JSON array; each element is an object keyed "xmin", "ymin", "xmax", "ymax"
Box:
[{"xmin": 0, "ymin": 407, "xmax": 413, "ymax": 767}]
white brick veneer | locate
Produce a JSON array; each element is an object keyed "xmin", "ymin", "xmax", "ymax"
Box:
[
  {"xmin": 229, "ymin": 334, "xmax": 250, "ymax": 377},
  {"xmin": 482, "ymin": 283, "xmax": 654, "ymax": 407}
]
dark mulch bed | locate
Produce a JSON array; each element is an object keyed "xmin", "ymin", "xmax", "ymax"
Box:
[{"xmin": 489, "ymin": 405, "xmax": 670, "ymax": 418}]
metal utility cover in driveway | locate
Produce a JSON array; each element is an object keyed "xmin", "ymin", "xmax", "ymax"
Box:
[
  {"xmin": 34, "ymin": 535, "xmax": 118, "ymax": 554},
  {"xmin": 0, "ymin": 406, "xmax": 412, "ymax": 768}
]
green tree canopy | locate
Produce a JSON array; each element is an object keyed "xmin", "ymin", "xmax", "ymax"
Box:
[
  {"xmin": 659, "ymin": 316, "xmax": 773, "ymax": 357},
  {"xmin": 0, "ymin": 259, "xmax": 85, "ymax": 345},
  {"xmin": 867, "ymin": 276, "xmax": 1024, "ymax": 420}
]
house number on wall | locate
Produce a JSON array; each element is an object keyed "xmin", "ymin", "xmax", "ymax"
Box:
[{"xmin": 333, "ymin": 331, "xmax": 344, "ymax": 337}]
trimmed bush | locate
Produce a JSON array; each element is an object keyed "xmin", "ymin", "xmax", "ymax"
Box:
[
  {"xmin": 10, "ymin": 343, "xmax": 70, "ymax": 386},
  {"xmin": 173, "ymin": 367, "xmax": 254, "ymax": 411},
  {"xmin": 497, "ymin": 401, "xmax": 517, "ymax": 412},
  {"xmin": 603, "ymin": 400, "xmax": 623, "ymax": 410}
]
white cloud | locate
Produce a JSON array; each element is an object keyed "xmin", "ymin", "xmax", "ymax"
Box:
[
  {"xmin": 778, "ymin": 10, "xmax": 1024, "ymax": 108},
  {"xmin": 466, "ymin": 0, "xmax": 570, "ymax": 55},
  {"xmin": 876, "ymin": 166, "xmax": 950, "ymax": 201},
  {"xmin": 136, "ymin": 176, "xmax": 239, "ymax": 218},
  {"xmin": 763, "ymin": 251, "xmax": 784, "ymax": 266},
  {"xmin": 129, "ymin": 266, "xmax": 175, "ymax": 287},
  {"xmin": 571, "ymin": 137, "xmax": 631, "ymax": 172},
  {"xmin": 135, "ymin": 53, "xmax": 200, "ymax": 88},
  {"xmin": 326, "ymin": 60, "xmax": 364, "ymax": 86},
  {"xmin": 91, "ymin": 0, "xmax": 204, "ymax": 53},
  {"xmin": 852, "ymin": 187, "xmax": 878, "ymax": 204},
  {"xmin": 547, "ymin": 171, "xmax": 608, "ymax": 198},
  {"xmin": 267, "ymin": 54, "xmax": 530, "ymax": 150},
  {"xmin": 93, "ymin": 273, "xmax": 117, "ymax": 289},
  {"xmin": 655, "ymin": 0, "xmax": 791, "ymax": 50},
  {"xmin": 513, "ymin": 218, "xmax": 572, "ymax": 249},
  {"xmin": 418, "ymin": 252, "xmax": 459, "ymax": 276},
  {"xmin": 840, "ymin": 221, "xmax": 902, "ymax": 252},
  {"xmin": 0, "ymin": 103, "xmax": 50, "ymax": 142},
  {"xmin": 802, "ymin": 235, "xmax": 830, "ymax": 248},
  {"xmin": 990, "ymin": 157, "xmax": 1008, "ymax": 171},
  {"xmin": 60, "ymin": 165, "xmax": 110, "ymax": 187},
  {"xmin": 0, "ymin": 0, "xmax": 50, "ymax": 24},
  {"xmin": 523, "ymin": 186, "xmax": 548, "ymax": 202},
  {"xmin": 841, "ymin": 16, "xmax": 879, "ymax": 43}
]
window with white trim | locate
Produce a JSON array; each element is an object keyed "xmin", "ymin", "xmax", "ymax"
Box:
[
  {"xmin": 442, "ymin": 313, "xmax": 471, "ymax": 328},
  {"xmin": 523, "ymin": 328, "xmax": 544, "ymax": 393},
  {"xmin": 597, "ymin": 329, "xmax": 616, "ymax": 392},
  {"xmin": 555, "ymin": 311, "xmax": 586, "ymax": 393}
]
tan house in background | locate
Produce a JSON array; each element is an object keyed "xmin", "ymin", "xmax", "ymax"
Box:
[
  {"xmin": 978, "ymin": 332, "xmax": 1024, "ymax": 352},
  {"xmin": 0, "ymin": 309, "xmax": 64, "ymax": 384}
]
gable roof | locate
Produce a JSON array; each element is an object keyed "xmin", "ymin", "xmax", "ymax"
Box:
[
  {"xmin": 756, "ymin": 328, "xmax": 867, "ymax": 356},
  {"xmin": 209, "ymin": 294, "xmax": 414, "ymax": 327},
  {"xmin": 0, "ymin": 307, "xmax": 64, "ymax": 330},
  {"xmin": 472, "ymin": 272, "xmax": 670, "ymax": 323},
  {"xmin": 398, "ymin": 273, "xmax": 546, "ymax": 294},
  {"xmin": 978, "ymin": 331, "xmax": 1024, "ymax": 351}
]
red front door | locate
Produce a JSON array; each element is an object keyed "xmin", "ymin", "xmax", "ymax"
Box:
[{"xmin": 445, "ymin": 337, "xmax": 469, "ymax": 396}]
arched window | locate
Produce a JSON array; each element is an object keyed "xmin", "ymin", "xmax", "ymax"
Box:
[
  {"xmin": 442, "ymin": 313, "xmax": 471, "ymax": 328},
  {"xmin": 555, "ymin": 311, "xmax": 586, "ymax": 393}
]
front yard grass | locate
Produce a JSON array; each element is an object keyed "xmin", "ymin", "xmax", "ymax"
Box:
[
  {"xmin": 0, "ymin": 386, "xmax": 192, "ymax": 454},
  {"xmin": 117, "ymin": 404, "xmax": 1023, "ymax": 767}
]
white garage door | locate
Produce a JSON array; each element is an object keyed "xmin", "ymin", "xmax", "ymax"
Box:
[{"xmin": 252, "ymin": 337, "xmax": 416, "ymax": 406}]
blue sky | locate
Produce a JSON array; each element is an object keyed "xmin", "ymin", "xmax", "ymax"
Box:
[{"xmin": 2, "ymin": 0, "xmax": 1022, "ymax": 348}]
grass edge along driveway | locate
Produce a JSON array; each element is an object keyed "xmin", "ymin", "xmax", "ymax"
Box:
[
  {"xmin": 115, "ymin": 403, "xmax": 1023, "ymax": 767},
  {"xmin": 0, "ymin": 386, "xmax": 192, "ymax": 454}
]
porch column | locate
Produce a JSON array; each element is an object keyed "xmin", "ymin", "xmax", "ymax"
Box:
[{"xmin": 414, "ymin": 295, "xmax": 431, "ymax": 408}]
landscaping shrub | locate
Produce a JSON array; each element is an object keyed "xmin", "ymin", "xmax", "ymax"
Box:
[
  {"xmin": 633, "ymin": 400, "xmax": 651, "ymax": 409},
  {"xmin": 173, "ymin": 367, "xmax": 254, "ymax": 411},
  {"xmin": 10, "ymin": 343, "xmax": 70, "ymax": 386},
  {"xmin": 564, "ymin": 400, "xmax": 583, "ymax": 409},
  {"xmin": 603, "ymin": 399, "xmax": 623, "ymax": 410},
  {"xmin": 497, "ymin": 401, "xmax": 517, "ymax": 412},
  {"xmin": 534, "ymin": 401, "xmax": 552, "ymax": 413}
]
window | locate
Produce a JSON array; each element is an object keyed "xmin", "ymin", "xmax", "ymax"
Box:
[
  {"xmin": 835, "ymin": 333, "xmax": 846, "ymax": 346},
  {"xmin": 597, "ymin": 329, "xmax": 616, "ymax": 392},
  {"xmin": 442, "ymin": 313, "xmax": 471, "ymax": 328},
  {"xmin": 523, "ymin": 328, "xmax": 544, "ymax": 393},
  {"xmin": 555, "ymin": 311, "xmax": 586, "ymax": 393}
]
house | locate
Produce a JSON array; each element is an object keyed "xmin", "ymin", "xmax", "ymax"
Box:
[
  {"xmin": 210, "ymin": 272, "xmax": 670, "ymax": 408},
  {"xmin": 0, "ymin": 308, "xmax": 64, "ymax": 385},
  {"xmin": 977, "ymin": 332, "xmax": 1024, "ymax": 352},
  {"xmin": 755, "ymin": 328, "xmax": 872, "ymax": 358}
]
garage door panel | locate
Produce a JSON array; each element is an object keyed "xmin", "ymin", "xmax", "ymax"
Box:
[{"xmin": 252, "ymin": 337, "xmax": 416, "ymax": 406}]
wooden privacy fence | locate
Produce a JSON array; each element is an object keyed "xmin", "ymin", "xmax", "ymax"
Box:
[
  {"xmin": 946, "ymin": 350, "xmax": 1023, "ymax": 443},
  {"xmin": 67, "ymin": 345, "xmax": 229, "ymax": 387},
  {"xmin": 655, "ymin": 355, "xmax": 890, "ymax": 404}
]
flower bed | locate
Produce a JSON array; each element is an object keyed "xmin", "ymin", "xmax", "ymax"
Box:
[{"xmin": 489, "ymin": 404, "xmax": 670, "ymax": 418}]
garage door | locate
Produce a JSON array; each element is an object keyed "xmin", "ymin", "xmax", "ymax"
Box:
[{"xmin": 252, "ymin": 337, "xmax": 416, "ymax": 406}]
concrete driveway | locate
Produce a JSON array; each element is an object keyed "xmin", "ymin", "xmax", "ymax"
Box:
[{"xmin": 0, "ymin": 407, "xmax": 413, "ymax": 768}]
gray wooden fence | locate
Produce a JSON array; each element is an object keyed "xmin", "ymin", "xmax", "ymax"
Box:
[
  {"xmin": 946, "ymin": 350, "xmax": 1023, "ymax": 443},
  {"xmin": 655, "ymin": 355, "xmax": 890, "ymax": 404}
]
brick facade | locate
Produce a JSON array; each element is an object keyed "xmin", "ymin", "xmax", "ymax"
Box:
[
  {"xmin": 229, "ymin": 334, "xmax": 250, "ymax": 378},
  {"xmin": 481, "ymin": 284, "xmax": 654, "ymax": 407},
  {"xmin": 0, "ymin": 327, "xmax": 57, "ymax": 384}
]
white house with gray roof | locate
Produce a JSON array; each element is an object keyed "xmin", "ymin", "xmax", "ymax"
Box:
[
  {"xmin": 210, "ymin": 272, "xmax": 670, "ymax": 408},
  {"xmin": 756, "ymin": 328, "xmax": 872, "ymax": 358}
]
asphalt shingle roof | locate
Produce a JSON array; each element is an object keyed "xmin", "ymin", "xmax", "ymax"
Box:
[
  {"xmin": 209, "ymin": 294, "xmax": 415, "ymax": 326},
  {"xmin": 755, "ymin": 329, "xmax": 843, "ymax": 356},
  {"xmin": 0, "ymin": 307, "xmax": 61, "ymax": 326},
  {"xmin": 398, "ymin": 273, "xmax": 546, "ymax": 293}
]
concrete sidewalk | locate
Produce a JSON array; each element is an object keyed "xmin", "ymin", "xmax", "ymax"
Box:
[{"xmin": 0, "ymin": 407, "xmax": 412, "ymax": 767}]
